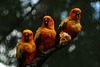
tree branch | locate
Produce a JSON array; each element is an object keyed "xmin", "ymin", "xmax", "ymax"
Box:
[{"xmin": 25, "ymin": 42, "xmax": 71, "ymax": 67}]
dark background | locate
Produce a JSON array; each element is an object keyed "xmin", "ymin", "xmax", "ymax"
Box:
[{"xmin": 0, "ymin": 0, "xmax": 100, "ymax": 67}]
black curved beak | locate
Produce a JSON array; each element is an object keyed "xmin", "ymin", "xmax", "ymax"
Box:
[
  {"xmin": 24, "ymin": 33, "xmax": 29, "ymax": 42},
  {"xmin": 75, "ymin": 11, "xmax": 80, "ymax": 18},
  {"xmin": 44, "ymin": 18, "xmax": 48, "ymax": 26}
]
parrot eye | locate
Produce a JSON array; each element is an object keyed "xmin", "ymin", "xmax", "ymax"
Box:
[
  {"xmin": 20, "ymin": 49, "xmax": 22, "ymax": 52},
  {"xmin": 30, "ymin": 34, "xmax": 32, "ymax": 36},
  {"xmin": 72, "ymin": 11, "xmax": 75, "ymax": 13},
  {"xmin": 50, "ymin": 19, "xmax": 52, "ymax": 22}
]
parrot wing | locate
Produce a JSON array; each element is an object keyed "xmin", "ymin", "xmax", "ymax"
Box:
[
  {"xmin": 55, "ymin": 19, "xmax": 68, "ymax": 45},
  {"xmin": 57, "ymin": 18, "xmax": 68, "ymax": 33},
  {"xmin": 17, "ymin": 52, "xmax": 25, "ymax": 67},
  {"xmin": 16, "ymin": 43, "xmax": 25, "ymax": 66},
  {"xmin": 34, "ymin": 27, "xmax": 42, "ymax": 52},
  {"xmin": 57, "ymin": 22, "xmax": 67, "ymax": 33}
]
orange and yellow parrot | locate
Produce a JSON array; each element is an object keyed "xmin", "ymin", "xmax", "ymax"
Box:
[
  {"xmin": 34, "ymin": 16, "xmax": 56, "ymax": 52},
  {"xmin": 16, "ymin": 29, "xmax": 36, "ymax": 67},
  {"xmin": 56, "ymin": 8, "xmax": 82, "ymax": 45}
]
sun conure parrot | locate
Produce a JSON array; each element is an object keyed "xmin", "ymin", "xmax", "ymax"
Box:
[
  {"xmin": 16, "ymin": 29, "xmax": 36, "ymax": 67},
  {"xmin": 34, "ymin": 16, "xmax": 56, "ymax": 53},
  {"xmin": 56, "ymin": 8, "xmax": 82, "ymax": 45}
]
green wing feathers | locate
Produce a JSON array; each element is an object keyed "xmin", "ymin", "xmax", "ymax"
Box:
[
  {"xmin": 34, "ymin": 27, "xmax": 42, "ymax": 52},
  {"xmin": 16, "ymin": 44, "xmax": 25, "ymax": 67},
  {"xmin": 34, "ymin": 27, "xmax": 41, "ymax": 42},
  {"xmin": 57, "ymin": 18, "xmax": 68, "ymax": 33},
  {"xmin": 55, "ymin": 18, "xmax": 68, "ymax": 45}
]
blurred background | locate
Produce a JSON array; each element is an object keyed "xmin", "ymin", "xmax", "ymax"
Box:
[{"xmin": 0, "ymin": 0, "xmax": 100, "ymax": 67}]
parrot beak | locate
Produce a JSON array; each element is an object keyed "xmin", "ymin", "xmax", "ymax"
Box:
[
  {"xmin": 24, "ymin": 33, "xmax": 29, "ymax": 42},
  {"xmin": 44, "ymin": 18, "xmax": 48, "ymax": 26},
  {"xmin": 75, "ymin": 11, "xmax": 80, "ymax": 19}
]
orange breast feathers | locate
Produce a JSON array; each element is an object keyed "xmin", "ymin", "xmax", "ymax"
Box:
[
  {"xmin": 63, "ymin": 21, "xmax": 82, "ymax": 37},
  {"xmin": 39, "ymin": 16, "xmax": 56, "ymax": 52},
  {"xmin": 16, "ymin": 29, "xmax": 36, "ymax": 66},
  {"xmin": 40, "ymin": 28, "xmax": 56, "ymax": 51}
]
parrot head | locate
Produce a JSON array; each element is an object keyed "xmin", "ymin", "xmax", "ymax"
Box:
[
  {"xmin": 69, "ymin": 8, "xmax": 82, "ymax": 22},
  {"xmin": 42, "ymin": 16, "xmax": 54, "ymax": 29},
  {"xmin": 21, "ymin": 29, "xmax": 33, "ymax": 42}
]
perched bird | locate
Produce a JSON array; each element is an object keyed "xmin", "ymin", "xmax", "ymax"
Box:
[
  {"xmin": 34, "ymin": 16, "xmax": 56, "ymax": 52},
  {"xmin": 56, "ymin": 8, "xmax": 82, "ymax": 45},
  {"xmin": 16, "ymin": 29, "xmax": 36, "ymax": 67}
]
